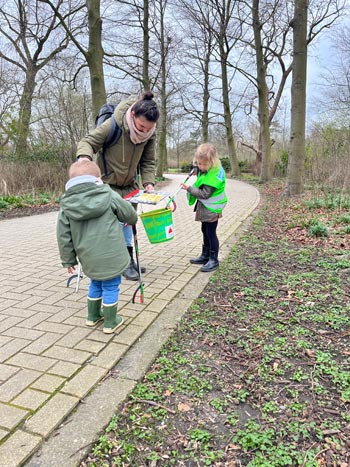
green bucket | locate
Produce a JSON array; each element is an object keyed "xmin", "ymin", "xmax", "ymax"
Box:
[{"xmin": 140, "ymin": 208, "xmax": 174, "ymax": 244}]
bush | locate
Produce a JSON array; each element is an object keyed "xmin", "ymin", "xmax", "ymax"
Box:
[
  {"xmin": 220, "ymin": 157, "xmax": 231, "ymax": 172},
  {"xmin": 180, "ymin": 162, "xmax": 193, "ymax": 173},
  {"xmin": 0, "ymin": 160, "xmax": 68, "ymax": 196}
]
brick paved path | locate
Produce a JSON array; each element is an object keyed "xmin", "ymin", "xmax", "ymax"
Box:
[{"xmin": 0, "ymin": 175, "xmax": 259, "ymax": 467}]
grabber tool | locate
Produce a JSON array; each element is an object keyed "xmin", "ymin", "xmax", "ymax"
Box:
[
  {"xmin": 131, "ymin": 223, "xmax": 145, "ymax": 303},
  {"xmin": 165, "ymin": 167, "xmax": 196, "ymax": 211},
  {"xmin": 66, "ymin": 261, "xmax": 83, "ymax": 293}
]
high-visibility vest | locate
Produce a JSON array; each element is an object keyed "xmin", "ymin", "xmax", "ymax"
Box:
[{"xmin": 188, "ymin": 164, "xmax": 228, "ymax": 213}]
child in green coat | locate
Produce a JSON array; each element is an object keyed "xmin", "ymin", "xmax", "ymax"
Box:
[
  {"xmin": 56, "ymin": 160, "xmax": 138, "ymax": 333},
  {"xmin": 181, "ymin": 143, "xmax": 227, "ymax": 272}
]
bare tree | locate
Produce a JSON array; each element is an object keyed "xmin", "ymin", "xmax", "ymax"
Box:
[
  {"xmin": 0, "ymin": 0, "xmax": 76, "ymax": 158},
  {"xmin": 239, "ymin": 0, "xmax": 344, "ymax": 182},
  {"xmin": 42, "ymin": 0, "xmax": 106, "ymax": 119},
  {"xmin": 174, "ymin": 0, "xmax": 216, "ymax": 143}
]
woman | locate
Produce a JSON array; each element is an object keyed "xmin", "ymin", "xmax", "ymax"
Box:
[{"xmin": 76, "ymin": 91, "xmax": 160, "ymax": 281}]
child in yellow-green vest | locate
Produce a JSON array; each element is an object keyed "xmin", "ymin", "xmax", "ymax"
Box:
[{"xmin": 181, "ymin": 143, "xmax": 227, "ymax": 272}]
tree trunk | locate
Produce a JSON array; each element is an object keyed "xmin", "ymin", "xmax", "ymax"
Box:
[
  {"xmin": 285, "ymin": 0, "xmax": 308, "ymax": 196},
  {"xmin": 220, "ymin": 48, "xmax": 240, "ymax": 177},
  {"xmin": 15, "ymin": 66, "xmax": 37, "ymax": 159},
  {"xmin": 143, "ymin": 0, "xmax": 151, "ymax": 91},
  {"xmin": 87, "ymin": 0, "xmax": 106, "ymax": 118},
  {"xmin": 156, "ymin": 0, "xmax": 168, "ymax": 177},
  {"xmin": 202, "ymin": 48, "xmax": 210, "ymax": 143},
  {"xmin": 252, "ymin": 0, "xmax": 272, "ymax": 183}
]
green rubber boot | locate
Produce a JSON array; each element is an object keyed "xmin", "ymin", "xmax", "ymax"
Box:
[
  {"xmin": 102, "ymin": 303, "xmax": 124, "ymax": 334},
  {"xmin": 86, "ymin": 298, "xmax": 103, "ymax": 326}
]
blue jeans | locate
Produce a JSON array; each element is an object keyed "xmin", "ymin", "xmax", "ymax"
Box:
[
  {"xmin": 122, "ymin": 223, "xmax": 133, "ymax": 247},
  {"xmin": 88, "ymin": 276, "xmax": 122, "ymax": 306}
]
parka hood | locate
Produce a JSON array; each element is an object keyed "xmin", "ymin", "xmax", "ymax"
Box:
[{"xmin": 60, "ymin": 183, "xmax": 112, "ymax": 221}]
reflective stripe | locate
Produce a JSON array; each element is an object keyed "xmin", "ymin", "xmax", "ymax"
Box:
[{"xmin": 201, "ymin": 192, "xmax": 227, "ymax": 211}]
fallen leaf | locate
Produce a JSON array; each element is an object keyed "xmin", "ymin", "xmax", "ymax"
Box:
[
  {"xmin": 306, "ymin": 349, "xmax": 316, "ymax": 359},
  {"xmin": 178, "ymin": 402, "xmax": 191, "ymax": 412}
]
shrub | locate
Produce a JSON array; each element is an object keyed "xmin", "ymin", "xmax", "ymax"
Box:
[{"xmin": 220, "ymin": 157, "xmax": 231, "ymax": 172}]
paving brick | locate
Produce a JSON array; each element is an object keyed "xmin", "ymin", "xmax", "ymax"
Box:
[
  {"xmin": 0, "ymin": 306, "xmax": 36, "ymax": 318},
  {"xmin": 0, "ymin": 369, "xmax": 41, "ymax": 402},
  {"xmin": 31, "ymin": 374, "xmax": 66, "ymax": 393},
  {"xmin": 91, "ymin": 342, "xmax": 128, "ymax": 369},
  {"xmin": 0, "ymin": 336, "xmax": 11, "ymax": 347},
  {"xmin": 43, "ymin": 345, "xmax": 91, "ymax": 364},
  {"xmin": 24, "ymin": 392, "xmax": 79, "ymax": 437},
  {"xmin": 38, "ymin": 292, "xmax": 71, "ymax": 306},
  {"xmin": 3, "ymin": 326, "xmax": 44, "ymax": 340},
  {"xmin": 74, "ymin": 339, "xmax": 106, "ymax": 354},
  {"xmin": 61, "ymin": 364, "xmax": 107, "ymax": 398},
  {"xmin": 115, "ymin": 324, "xmax": 145, "ymax": 346},
  {"xmin": 0, "ymin": 431, "xmax": 42, "ymax": 467},
  {"xmin": 6, "ymin": 352, "xmax": 57, "ymax": 372},
  {"xmin": 20, "ymin": 296, "xmax": 48, "ymax": 309},
  {"xmin": 0, "ymin": 316, "xmax": 25, "ymax": 333},
  {"xmin": 45, "ymin": 307, "xmax": 78, "ymax": 323},
  {"xmin": 47, "ymin": 361, "xmax": 80, "ymax": 378},
  {"xmin": 0, "ymin": 402, "xmax": 29, "ymax": 429},
  {"xmin": 132, "ymin": 310, "xmax": 158, "ymax": 327},
  {"xmin": 0, "ymin": 364, "xmax": 19, "ymax": 383},
  {"xmin": 19, "ymin": 312, "xmax": 53, "ymax": 329},
  {"xmin": 0, "ymin": 300, "xmax": 18, "ymax": 311},
  {"xmin": 0, "ymin": 428, "xmax": 8, "ymax": 442},
  {"xmin": 55, "ymin": 327, "xmax": 92, "ymax": 348},
  {"xmin": 83, "ymin": 328, "xmax": 113, "ymax": 343},
  {"xmin": 0, "ymin": 338, "xmax": 31, "ymax": 363},
  {"xmin": 24, "ymin": 332, "xmax": 62, "ymax": 355},
  {"xmin": 11, "ymin": 388, "xmax": 50, "ymax": 411},
  {"xmin": 33, "ymin": 321, "xmax": 74, "ymax": 334}
]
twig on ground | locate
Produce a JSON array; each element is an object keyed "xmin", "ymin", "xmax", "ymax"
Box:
[{"xmin": 127, "ymin": 398, "xmax": 176, "ymax": 414}]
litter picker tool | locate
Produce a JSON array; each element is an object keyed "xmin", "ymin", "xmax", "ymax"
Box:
[
  {"xmin": 66, "ymin": 261, "xmax": 83, "ymax": 293},
  {"xmin": 165, "ymin": 167, "xmax": 196, "ymax": 211},
  {"xmin": 131, "ymin": 223, "xmax": 145, "ymax": 303}
]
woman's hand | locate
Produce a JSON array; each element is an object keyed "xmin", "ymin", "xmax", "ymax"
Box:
[
  {"xmin": 144, "ymin": 183, "xmax": 155, "ymax": 193},
  {"xmin": 67, "ymin": 266, "xmax": 76, "ymax": 274},
  {"xmin": 181, "ymin": 184, "xmax": 188, "ymax": 191}
]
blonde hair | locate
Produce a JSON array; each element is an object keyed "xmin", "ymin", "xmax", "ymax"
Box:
[
  {"xmin": 69, "ymin": 160, "xmax": 101, "ymax": 179},
  {"xmin": 194, "ymin": 143, "xmax": 220, "ymax": 168}
]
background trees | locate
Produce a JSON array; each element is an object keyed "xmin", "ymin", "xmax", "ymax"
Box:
[{"xmin": 0, "ymin": 0, "xmax": 349, "ymax": 194}]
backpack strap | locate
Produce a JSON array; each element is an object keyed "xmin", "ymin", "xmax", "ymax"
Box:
[{"xmin": 101, "ymin": 114, "xmax": 122, "ymax": 177}]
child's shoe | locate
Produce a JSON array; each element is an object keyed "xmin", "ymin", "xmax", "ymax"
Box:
[
  {"xmin": 102, "ymin": 304, "xmax": 124, "ymax": 334},
  {"xmin": 201, "ymin": 251, "xmax": 219, "ymax": 272},
  {"xmin": 86, "ymin": 298, "xmax": 103, "ymax": 326},
  {"xmin": 190, "ymin": 245, "xmax": 209, "ymax": 264}
]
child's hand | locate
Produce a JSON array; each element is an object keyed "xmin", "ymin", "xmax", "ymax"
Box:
[
  {"xmin": 181, "ymin": 184, "xmax": 188, "ymax": 191},
  {"xmin": 67, "ymin": 266, "xmax": 76, "ymax": 274}
]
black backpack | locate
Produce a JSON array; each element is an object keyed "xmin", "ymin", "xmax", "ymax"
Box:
[{"xmin": 95, "ymin": 103, "xmax": 122, "ymax": 176}]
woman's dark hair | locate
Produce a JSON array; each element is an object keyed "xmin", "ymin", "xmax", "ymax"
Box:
[{"xmin": 131, "ymin": 91, "xmax": 160, "ymax": 122}]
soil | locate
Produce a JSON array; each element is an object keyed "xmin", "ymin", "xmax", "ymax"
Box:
[
  {"xmin": 79, "ymin": 181, "xmax": 350, "ymax": 467},
  {"xmin": 0, "ymin": 203, "xmax": 60, "ymax": 221}
]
